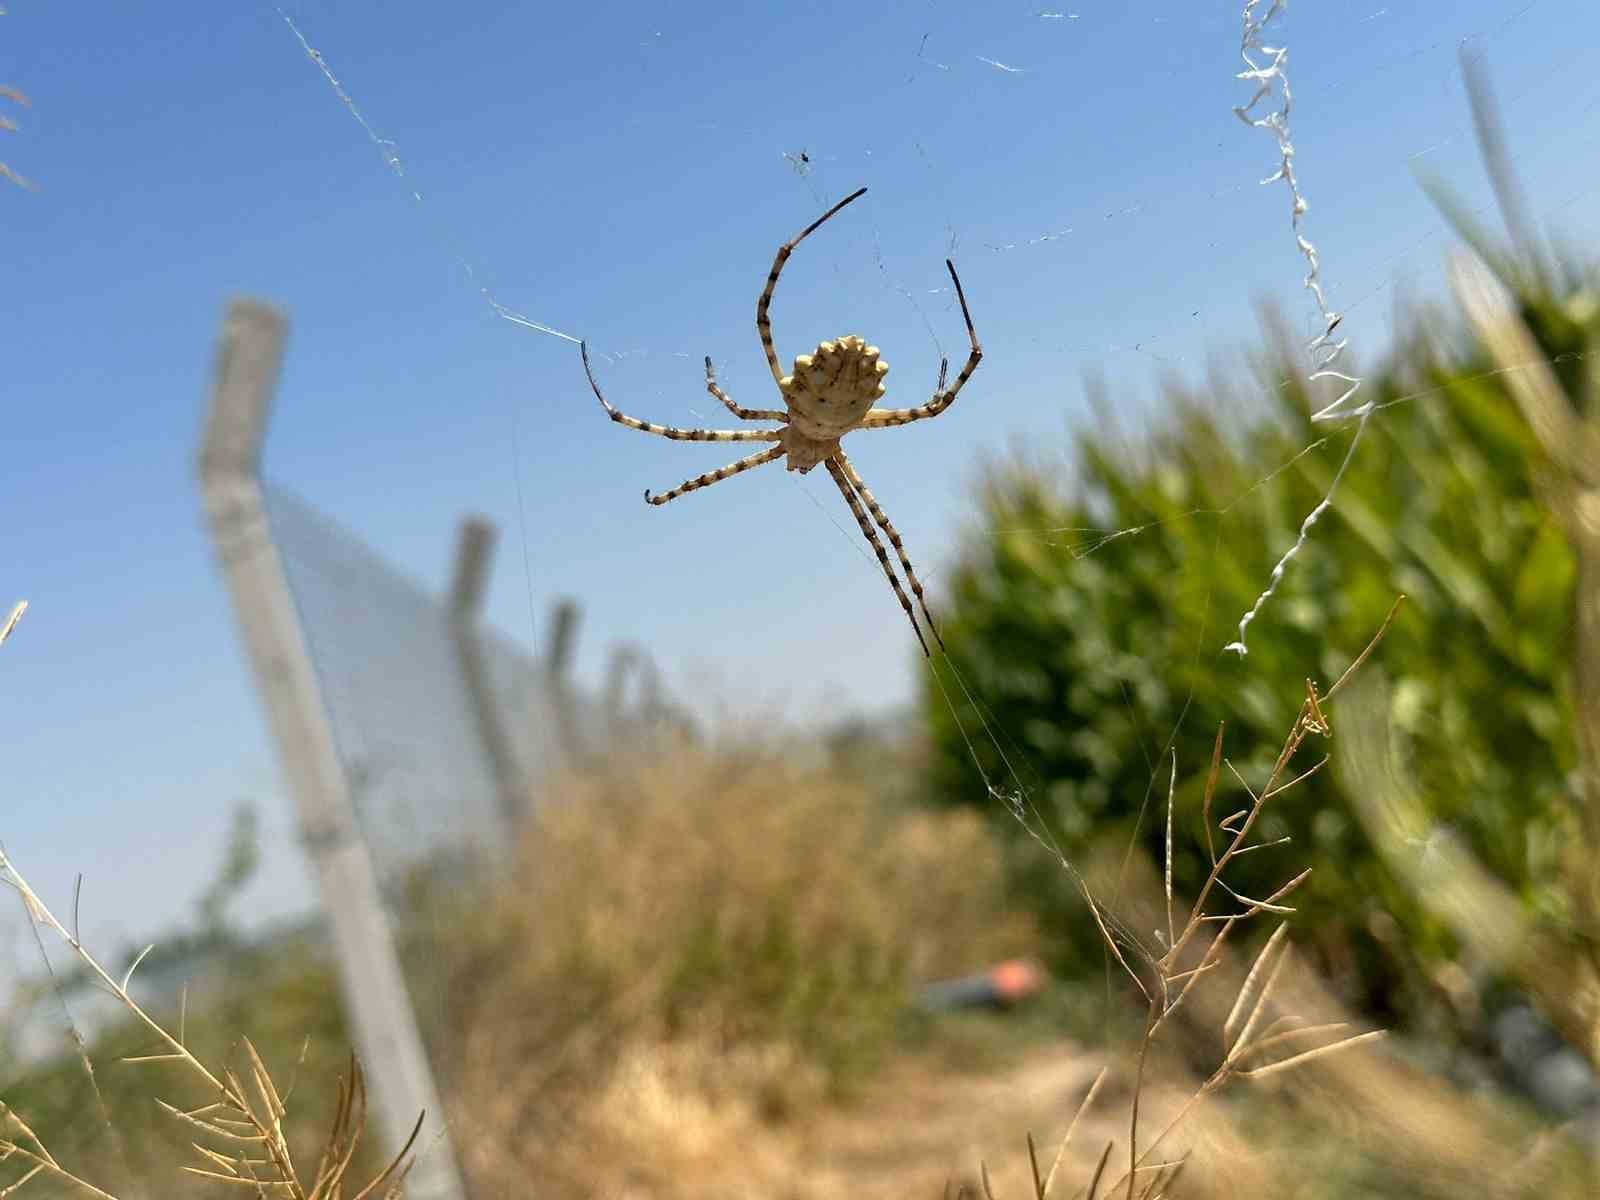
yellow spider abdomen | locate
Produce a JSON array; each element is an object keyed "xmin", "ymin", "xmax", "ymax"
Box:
[{"xmin": 780, "ymin": 334, "xmax": 889, "ymax": 440}]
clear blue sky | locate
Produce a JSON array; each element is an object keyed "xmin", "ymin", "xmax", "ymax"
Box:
[{"xmin": 5, "ymin": 0, "xmax": 1600, "ymax": 955}]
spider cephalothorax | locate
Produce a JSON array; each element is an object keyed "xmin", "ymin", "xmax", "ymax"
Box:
[{"xmin": 580, "ymin": 187, "xmax": 982, "ymax": 656}]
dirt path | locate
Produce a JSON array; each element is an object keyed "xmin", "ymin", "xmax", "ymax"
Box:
[
  {"xmin": 800, "ymin": 1045, "xmax": 1122, "ymax": 1198},
  {"xmin": 585, "ymin": 1037, "xmax": 1218, "ymax": 1200}
]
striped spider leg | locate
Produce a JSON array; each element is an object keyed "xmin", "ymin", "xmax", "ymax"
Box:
[
  {"xmin": 756, "ymin": 186, "xmax": 869, "ymax": 385},
  {"xmin": 824, "ymin": 450, "xmax": 942, "ymax": 657},
  {"xmin": 580, "ymin": 342, "xmax": 786, "ymax": 506},
  {"xmin": 860, "ymin": 258, "xmax": 983, "ymax": 430}
]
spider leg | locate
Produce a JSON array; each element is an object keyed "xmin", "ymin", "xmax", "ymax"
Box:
[
  {"xmin": 832, "ymin": 450, "xmax": 946, "ymax": 652},
  {"xmin": 583, "ymin": 342, "xmax": 782, "ymax": 443},
  {"xmin": 862, "ymin": 259, "xmax": 983, "ymax": 429},
  {"xmin": 824, "ymin": 455, "xmax": 931, "ymax": 658},
  {"xmin": 645, "ymin": 443, "xmax": 786, "ymax": 507},
  {"xmin": 757, "ymin": 186, "xmax": 869, "ymax": 386},
  {"xmin": 704, "ymin": 356, "xmax": 787, "ymax": 422}
]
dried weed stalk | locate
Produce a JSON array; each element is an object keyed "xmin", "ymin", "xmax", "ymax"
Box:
[
  {"xmin": 0, "ymin": 849, "xmax": 417, "ymax": 1199},
  {"xmin": 980, "ymin": 600, "xmax": 1403, "ymax": 1200},
  {"xmin": 0, "ymin": 597, "xmax": 410, "ymax": 1200},
  {"xmin": 1, "ymin": 84, "xmax": 33, "ymax": 190}
]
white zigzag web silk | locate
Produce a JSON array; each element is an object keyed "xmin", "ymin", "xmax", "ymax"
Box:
[{"xmin": 1225, "ymin": 0, "xmax": 1376, "ymax": 656}]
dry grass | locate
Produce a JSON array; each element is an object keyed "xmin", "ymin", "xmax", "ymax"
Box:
[
  {"xmin": 1045, "ymin": 844, "xmax": 1596, "ymax": 1199},
  {"xmin": 1, "ymin": 603, "xmax": 406, "ymax": 1199},
  {"xmin": 0, "ymin": 848, "xmax": 414, "ymax": 1200},
  {"xmin": 0, "ymin": 84, "xmax": 32, "ymax": 190},
  {"xmin": 439, "ymin": 736, "xmax": 1037, "ymax": 1196}
]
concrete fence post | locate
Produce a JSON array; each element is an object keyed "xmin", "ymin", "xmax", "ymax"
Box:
[
  {"xmin": 196, "ymin": 298, "xmax": 469, "ymax": 1200},
  {"xmin": 447, "ymin": 516, "xmax": 529, "ymax": 835}
]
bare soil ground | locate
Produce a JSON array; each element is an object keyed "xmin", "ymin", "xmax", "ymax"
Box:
[{"xmin": 561, "ymin": 1034, "xmax": 1227, "ymax": 1200}]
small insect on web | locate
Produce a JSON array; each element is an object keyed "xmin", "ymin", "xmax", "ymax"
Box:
[{"xmin": 580, "ymin": 186, "xmax": 984, "ymax": 657}]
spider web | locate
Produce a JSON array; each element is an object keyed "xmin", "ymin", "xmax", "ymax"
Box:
[{"xmin": 267, "ymin": 0, "xmax": 1600, "ymax": 984}]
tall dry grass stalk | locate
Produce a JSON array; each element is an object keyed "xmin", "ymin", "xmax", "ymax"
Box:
[
  {"xmin": 0, "ymin": 849, "xmax": 416, "ymax": 1200},
  {"xmin": 970, "ymin": 588, "xmax": 1599, "ymax": 1197},
  {"xmin": 976, "ymin": 607, "xmax": 1407, "ymax": 1199},
  {"xmin": 1, "ymin": 84, "xmax": 32, "ymax": 189},
  {"xmin": 1, "ymin": 605, "xmax": 414, "ymax": 1200},
  {"xmin": 1, "ymin": 601, "xmax": 25, "ymax": 648}
]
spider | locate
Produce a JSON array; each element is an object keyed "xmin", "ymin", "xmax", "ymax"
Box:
[{"xmin": 580, "ymin": 186, "xmax": 982, "ymax": 657}]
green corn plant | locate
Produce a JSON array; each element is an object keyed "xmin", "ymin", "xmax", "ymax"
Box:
[{"xmin": 924, "ymin": 210, "xmax": 1593, "ymax": 1047}]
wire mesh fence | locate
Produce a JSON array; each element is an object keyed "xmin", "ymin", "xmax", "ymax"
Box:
[
  {"xmin": 261, "ymin": 483, "xmax": 681, "ymax": 879},
  {"xmin": 258, "ymin": 480, "xmax": 659, "ymax": 1021},
  {"xmin": 264, "ymin": 483, "xmax": 527, "ymax": 885}
]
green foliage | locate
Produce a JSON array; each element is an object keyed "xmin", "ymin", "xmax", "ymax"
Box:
[{"xmin": 925, "ymin": 273, "xmax": 1595, "ymax": 1037}]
